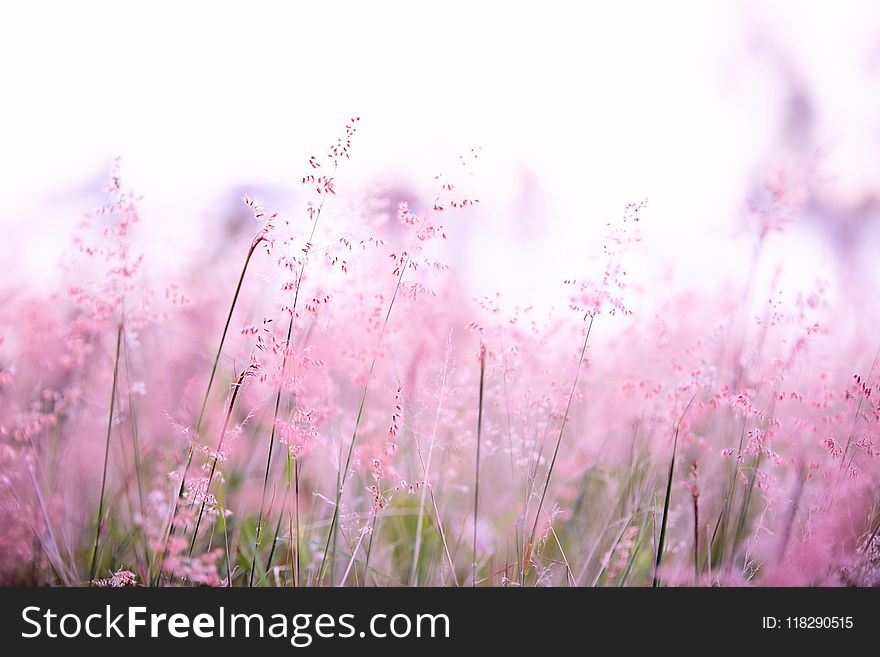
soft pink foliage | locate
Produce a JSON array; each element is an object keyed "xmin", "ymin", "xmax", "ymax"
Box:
[{"xmin": 0, "ymin": 122, "xmax": 878, "ymax": 587}]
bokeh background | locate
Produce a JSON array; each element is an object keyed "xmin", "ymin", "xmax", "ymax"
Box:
[
  {"xmin": 2, "ymin": 1, "xmax": 880, "ymax": 588},
  {"xmin": 2, "ymin": 1, "xmax": 878, "ymax": 309}
]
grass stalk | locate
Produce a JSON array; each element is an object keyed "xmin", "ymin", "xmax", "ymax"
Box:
[
  {"xmin": 122, "ymin": 334, "xmax": 150, "ymax": 579},
  {"xmin": 472, "ymin": 343, "xmax": 486, "ymax": 586},
  {"xmin": 154, "ymin": 239, "xmax": 258, "ymax": 585},
  {"xmin": 89, "ymin": 322, "xmax": 123, "ymax": 585},
  {"xmin": 525, "ymin": 316, "xmax": 594, "ymax": 578},
  {"xmin": 249, "ymin": 314, "xmax": 294, "ymax": 586},
  {"xmin": 652, "ymin": 395, "xmax": 695, "ymax": 587},
  {"xmin": 316, "ymin": 254, "xmax": 410, "ymax": 585},
  {"xmin": 409, "ymin": 333, "xmax": 454, "ymax": 585},
  {"xmin": 250, "ymin": 185, "xmax": 330, "ymax": 586},
  {"xmin": 188, "ymin": 366, "xmax": 249, "ymax": 556}
]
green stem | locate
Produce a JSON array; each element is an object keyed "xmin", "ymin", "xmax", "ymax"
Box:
[
  {"xmin": 317, "ymin": 255, "xmax": 409, "ymax": 585},
  {"xmin": 189, "ymin": 367, "xmax": 248, "ymax": 557},
  {"xmin": 525, "ymin": 316, "xmax": 593, "ymax": 578},
  {"xmin": 155, "ymin": 240, "xmax": 257, "ymax": 585},
  {"xmin": 473, "ymin": 345, "xmax": 486, "ymax": 586},
  {"xmin": 89, "ymin": 322, "xmax": 123, "ymax": 585},
  {"xmin": 653, "ymin": 396, "xmax": 695, "ymax": 587}
]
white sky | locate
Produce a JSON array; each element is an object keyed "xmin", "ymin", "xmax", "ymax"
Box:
[{"xmin": 1, "ymin": 1, "xmax": 878, "ymax": 305}]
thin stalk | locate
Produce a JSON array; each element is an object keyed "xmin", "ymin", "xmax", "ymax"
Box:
[
  {"xmin": 521, "ymin": 421, "xmax": 550, "ymax": 581},
  {"xmin": 263, "ymin": 489, "xmax": 286, "ymax": 586},
  {"xmin": 222, "ymin": 505, "xmax": 232, "ymax": 586},
  {"xmin": 499, "ymin": 331, "xmax": 517, "ymax": 492},
  {"xmin": 249, "ymin": 314, "xmax": 294, "ymax": 587},
  {"xmin": 590, "ymin": 515, "xmax": 633, "ymax": 587},
  {"xmin": 293, "ymin": 455, "xmax": 301, "ymax": 585},
  {"xmin": 20, "ymin": 462, "xmax": 70, "ymax": 584},
  {"xmin": 692, "ymin": 486, "xmax": 700, "ymax": 583},
  {"xmin": 338, "ymin": 517, "xmax": 372, "ymax": 586},
  {"xmin": 618, "ymin": 511, "xmax": 651, "ymax": 587},
  {"xmin": 346, "ymin": 505, "xmax": 381, "ymax": 587},
  {"xmin": 329, "ymin": 445, "xmax": 344, "ymax": 585},
  {"xmin": 250, "ymin": 185, "xmax": 329, "ymax": 586},
  {"xmin": 732, "ymin": 452, "xmax": 764, "ymax": 566},
  {"xmin": 709, "ymin": 420, "xmax": 746, "ymax": 568},
  {"xmin": 154, "ymin": 239, "xmax": 259, "ymax": 584},
  {"xmin": 777, "ymin": 467, "xmax": 804, "ymax": 563},
  {"xmin": 188, "ymin": 367, "xmax": 249, "ymax": 556},
  {"xmin": 409, "ymin": 334, "xmax": 454, "ymax": 586},
  {"xmin": 473, "ymin": 344, "xmax": 486, "ymax": 587},
  {"xmin": 412, "ymin": 428, "xmax": 459, "ymax": 585},
  {"xmin": 316, "ymin": 254, "xmax": 410, "ymax": 585},
  {"xmin": 841, "ymin": 346, "xmax": 880, "ymax": 471},
  {"xmin": 862, "ymin": 501, "xmax": 880, "ymax": 556},
  {"xmin": 89, "ymin": 322, "xmax": 123, "ymax": 585},
  {"xmin": 122, "ymin": 334, "xmax": 150, "ymax": 579},
  {"xmin": 577, "ymin": 492, "xmax": 624, "ymax": 586},
  {"xmin": 652, "ymin": 395, "xmax": 695, "ymax": 588},
  {"xmin": 525, "ymin": 316, "xmax": 593, "ymax": 576},
  {"xmin": 197, "ymin": 240, "xmax": 260, "ymax": 434}
]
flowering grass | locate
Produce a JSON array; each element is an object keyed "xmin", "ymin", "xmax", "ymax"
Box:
[{"xmin": 0, "ymin": 122, "xmax": 878, "ymax": 587}]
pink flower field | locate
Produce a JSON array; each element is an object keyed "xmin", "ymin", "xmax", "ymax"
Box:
[{"xmin": 1, "ymin": 2, "xmax": 879, "ymax": 588}]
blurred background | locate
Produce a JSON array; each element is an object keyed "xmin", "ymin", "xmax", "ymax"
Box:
[{"xmin": 1, "ymin": 0, "xmax": 878, "ymax": 313}]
